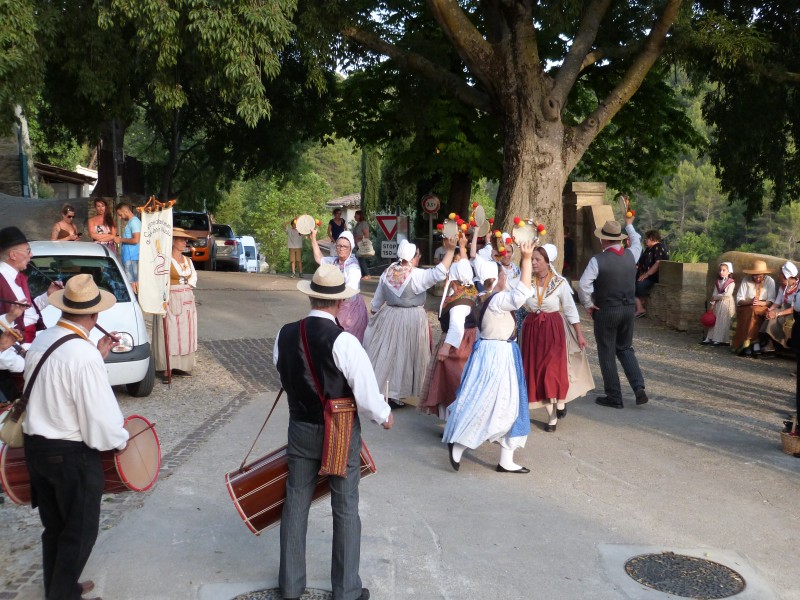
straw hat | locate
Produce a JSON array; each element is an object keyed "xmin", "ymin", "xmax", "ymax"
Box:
[
  {"xmin": 594, "ymin": 220, "xmax": 628, "ymax": 241},
  {"xmin": 743, "ymin": 259, "xmax": 772, "ymax": 275},
  {"xmin": 49, "ymin": 274, "xmax": 116, "ymax": 315},
  {"xmin": 172, "ymin": 227, "xmax": 197, "ymax": 241},
  {"xmin": 297, "ymin": 264, "xmax": 358, "ymax": 300}
]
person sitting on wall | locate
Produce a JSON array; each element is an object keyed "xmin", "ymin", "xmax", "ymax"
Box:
[{"xmin": 732, "ymin": 259, "xmax": 776, "ymax": 357}]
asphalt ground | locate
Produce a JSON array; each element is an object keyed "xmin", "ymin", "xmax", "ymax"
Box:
[{"xmin": 1, "ymin": 269, "xmax": 799, "ymax": 600}]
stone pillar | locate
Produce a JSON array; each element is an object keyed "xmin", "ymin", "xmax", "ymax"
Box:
[{"xmin": 563, "ymin": 182, "xmax": 613, "ymax": 277}]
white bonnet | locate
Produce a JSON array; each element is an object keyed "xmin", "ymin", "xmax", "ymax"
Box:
[
  {"xmin": 475, "ymin": 258, "xmax": 498, "ymax": 283},
  {"xmin": 448, "ymin": 259, "xmax": 474, "ymax": 286},
  {"xmin": 782, "ymin": 261, "xmax": 798, "ymax": 279},
  {"xmin": 720, "ymin": 262, "xmax": 733, "ymax": 274},
  {"xmin": 540, "ymin": 243, "xmax": 557, "ymax": 263},
  {"xmin": 337, "ymin": 231, "xmax": 355, "ymax": 250},
  {"xmin": 397, "ymin": 239, "xmax": 417, "ymax": 262}
]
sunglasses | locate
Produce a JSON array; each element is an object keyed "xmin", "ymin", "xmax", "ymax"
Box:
[{"xmin": 65, "ymin": 214, "xmax": 75, "ymax": 219}]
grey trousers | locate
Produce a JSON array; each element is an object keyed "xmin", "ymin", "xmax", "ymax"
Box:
[
  {"xmin": 592, "ymin": 303, "xmax": 645, "ymax": 402},
  {"xmin": 279, "ymin": 419, "xmax": 363, "ymax": 600}
]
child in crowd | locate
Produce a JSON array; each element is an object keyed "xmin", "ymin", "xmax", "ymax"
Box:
[{"xmin": 701, "ymin": 261, "xmax": 736, "ymax": 346}]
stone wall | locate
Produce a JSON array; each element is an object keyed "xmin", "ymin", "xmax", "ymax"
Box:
[
  {"xmin": 0, "ymin": 136, "xmax": 22, "ymax": 196},
  {"xmin": 562, "ymin": 181, "xmax": 614, "ymax": 279},
  {"xmin": 648, "ymin": 261, "xmax": 709, "ymax": 334}
]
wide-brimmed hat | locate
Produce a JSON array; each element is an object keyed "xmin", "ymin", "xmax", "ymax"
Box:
[
  {"xmin": 743, "ymin": 259, "xmax": 772, "ymax": 275},
  {"xmin": 172, "ymin": 227, "xmax": 197, "ymax": 241},
  {"xmin": 49, "ymin": 274, "xmax": 116, "ymax": 315},
  {"xmin": 0, "ymin": 226, "xmax": 28, "ymax": 252},
  {"xmin": 297, "ymin": 264, "xmax": 358, "ymax": 300},
  {"xmin": 594, "ymin": 220, "xmax": 628, "ymax": 241}
]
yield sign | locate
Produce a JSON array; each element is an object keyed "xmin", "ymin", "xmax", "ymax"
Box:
[{"xmin": 376, "ymin": 215, "xmax": 398, "ymax": 241}]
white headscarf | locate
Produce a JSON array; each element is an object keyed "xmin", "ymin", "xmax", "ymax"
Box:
[
  {"xmin": 337, "ymin": 231, "xmax": 355, "ymax": 257},
  {"xmin": 397, "ymin": 239, "xmax": 417, "ymax": 262},
  {"xmin": 475, "ymin": 258, "xmax": 498, "ymax": 283},
  {"xmin": 541, "ymin": 243, "xmax": 557, "ymax": 263},
  {"xmin": 782, "ymin": 261, "xmax": 798, "ymax": 279},
  {"xmin": 449, "ymin": 258, "xmax": 474, "ymax": 286},
  {"xmin": 720, "ymin": 262, "xmax": 734, "ymax": 275}
]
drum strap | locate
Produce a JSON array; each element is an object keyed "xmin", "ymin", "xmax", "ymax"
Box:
[
  {"xmin": 238, "ymin": 388, "xmax": 284, "ymax": 472},
  {"xmin": 300, "ymin": 319, "xmax": 356, "ymax": 479}
]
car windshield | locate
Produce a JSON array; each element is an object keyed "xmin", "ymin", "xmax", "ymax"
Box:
[
  {"xmin": 212, "ymin": 224, "xmax": 234, "ymax": 238},
  {"xmin": 174, "ymin": 213, "xmax": 209, "ymax": 231},
  {"xmin": 25, "ymin": 256, "xmax": 131, "ymax": 302},
  {"xmin": 244, "ymin": 246, "xmax": 256, "ymax": 259}
]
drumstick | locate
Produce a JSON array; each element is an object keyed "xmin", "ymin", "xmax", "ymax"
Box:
[
  {"xmin": 385, "ymin": 380, "xmax": 389, "ymax": 404},
  {"xmin": 0, "ymin": 297, "xmax": 31, "ymax": 308},
  {"xmin": 0, "ymin": 319, "xmax": 24, "ymax": 341},
  {"xmin": 125, "ymin": 422, "xmax": 156, "ymax": 443}
]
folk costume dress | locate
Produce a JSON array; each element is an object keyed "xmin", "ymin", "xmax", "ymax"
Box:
[
  {"xmin": 443, "ymin": 281, "xmax": 534, "ymax": 451},
  {"xmin": 321, "ymin": 237, "xmax": 369, "ymax": 343},
  {"xmin": 154, "ymin": 255, "xmax": 198, "ymax": 373},
  {"xmin": 520, "ymin": 267, "xmax": 593, "ymax": 407},
  {"xmin": 419, "ymin": 260, "xmax": 479, "ymax": 419},
  {"xmin": 762, "ymin": 265, "xmax": 799, "ymax": 349},
  {"xmin": 363, "ymin": 252, "xmax": 447, "ymax": 401},
  {"xmin": 709, "ymin": 269, "xmax": 736, "ymax": 344}
]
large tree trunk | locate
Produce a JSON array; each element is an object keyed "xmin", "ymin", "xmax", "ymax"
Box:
[{"xmin": 446, "ymin": 171, "xmax": 472, "ymax": 217}]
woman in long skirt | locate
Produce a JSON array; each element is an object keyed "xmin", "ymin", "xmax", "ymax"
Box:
[
  {"xmin": 443, "ymin": 240, "xmax": 535, "ymax": 474},
  {"xmin": 520, "ymin": 244, "xmax": 591, "ymax": 432},
  {"xmin": 419, "ymin": 249, "xmax": 479, "ymax": 419},
  {"xmin": 364, "ymin": 237, "xmax": 456, "ymax": 408},
  {"xmin": 701, "ymin": 262, "xmax": 736, "ymax": 346},
  {"xmin": 310, "ymin": 229, "xmax": 369, "ymax": 342},
  {"xmin": 762, "ymin": 262, "xmax": 799, "ymax": 353},
  {"xmin": 154, "ymin": 228, "xmax": 198, "ymax": 379}
]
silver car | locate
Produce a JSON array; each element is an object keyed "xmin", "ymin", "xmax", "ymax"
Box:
[{"xmin": 211, "ymin": 223, "xmax": 241, "ymax": 271}]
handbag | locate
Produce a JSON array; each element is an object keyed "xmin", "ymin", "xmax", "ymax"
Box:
[
  {"xmin": 357, "ymin": 238, "xmax": 375, "ymax": 258},
  {"xmin": 0, "ymin": 333, "xmax": 81, "ymax": 448}
]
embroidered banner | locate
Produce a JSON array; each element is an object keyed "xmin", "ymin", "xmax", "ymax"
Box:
[{"xmin": 138, "ymin": 208, "xmax": 173, "ymax": 315}]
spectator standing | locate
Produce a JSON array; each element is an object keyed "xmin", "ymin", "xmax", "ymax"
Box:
[
  {"xmin": 50, "ymin": 204, "xmax": 81, "ymax": 241},
  {"xmin": 88, "ymin": 198, "xmax": 116, "ymax": 251},
  {"xmin": 115, "ymin": 203, "xmax": 141, "ymax": 291},
  {"xmin": 701, "ymin": 262, "xmax": 736, "ymax": 346},
  {"xmin": 286, "ymin": 220, "xmax": 304, "ymax": 278},
  {"xmin": 635, "ymin": 229, "xmax": 669, "ymax": 318},
  {"xmin": 732, "ymin": 259, "xmax": 775, "ymax": 357},
  {"xmin": 273, "ymin": 263, "xmax": 393, "ymax": 600},
  {"xmin": 327, "ymin": 208, "xmax": 347, "ymax": 242},
  {"xmin": 578, "ymin": 217, "xmax": 649, "ymax": 409},
  {"xmin": 352, "ymin": 210, "xmax": 371, "ymax": 279},
  {"xmin": 22, "ymin": 274, "xmax": 129, "ymax": 600}
]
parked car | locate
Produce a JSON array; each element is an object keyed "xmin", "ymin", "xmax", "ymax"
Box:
[
  {"xmin": 238, "ymin": 235, "xmax": 259, "ymax": 273},
  {"xmin": 26, "ymin": 241, "xmax": 155, "ymax": 397},
  {"xmin": 211, "ymin": 223, "xmax": 241, "ymax": 271},
  {"xmin": 173, "ymin": 210, "xmax": 216, "ymax": 270},
  {"xmin": 236, "ymin": 240, "xmax": 247, "ymax": 272}
]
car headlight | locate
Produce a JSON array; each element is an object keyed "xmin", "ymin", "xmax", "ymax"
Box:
[
  {"xmin": 111, "ymin": 332, "xmax": 134, "ymax": 353},
  {"xmin": 194, "ymin": 238, "xmax": 208, "ymax": 247}
]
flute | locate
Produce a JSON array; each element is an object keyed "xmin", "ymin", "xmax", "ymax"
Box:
[
  {"xmin": 94, "ymin": 323, "xmax": 121, "ymax": 343},
  {"xmin": 0, "ymin": 320, "xmax": 26, "ymax": 357}
]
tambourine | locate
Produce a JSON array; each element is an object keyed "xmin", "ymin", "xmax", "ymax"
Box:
[
  {"xmin": 511, "ymin": 219, "xmax": 539, "ymax": 245},
  {"xmin": 617, "ymin": 195, "xmax": 631, "ymax": 219},
  {"xmin": 442, "ymin": 219, "xmax": 459, "ymax": 238},
  {"xmin": 295, "ymin": 214, "xmax": 316, "ymax": 235}
]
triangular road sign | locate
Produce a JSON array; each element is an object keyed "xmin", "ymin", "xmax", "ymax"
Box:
[{"xmin": 376, "ymin": 215, "xmax": 398, "ymax": 241}]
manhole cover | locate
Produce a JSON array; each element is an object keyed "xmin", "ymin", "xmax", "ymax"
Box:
[
  {"xmin": 625, "ymin": 552, "xmax": 746, "ymax": 599},
  {"xmin": 232, "ymin": 589, "xmax": 331, "ymax": 600}
]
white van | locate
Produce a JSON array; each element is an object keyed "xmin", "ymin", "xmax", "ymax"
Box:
[{"xmin": 237, "ymin": 236, "xmax": 259, "ymax": 273}]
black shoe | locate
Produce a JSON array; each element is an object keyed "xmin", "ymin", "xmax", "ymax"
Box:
[
  {"xmin": 495, "ymin": 464, "xmax": 530, "ymax": 474},
  {"xmin": 635, "ymin": 388, "xmax": 649, "ymax": 405},
  {"xmin": 699, "ymin": 340, "xmax": 711, "ymax": 345},
  {"xmin": 711, "ymin": 341, "xmax": 729, "ymax": 347},
  {"xmin": 360, "ymin": 589, "xmax": 370, "ymax": 600},
  {"xmin": 596, "ymin": 396, "xmax": 624, "ymax": 409},
  {"xmin": 545, "ymin": 422, "xmax": 557, "ymax": 432},
  {"xmin": 556, "ymin": 407, "xmax": 567, "ymax": 419},
  {"xmin": 448, "ymin": 443, "xmax": 460, "ymax": 471},
  {"xmin": 388, "ymin": 399, "xmax": 406, "ymax": 409}
]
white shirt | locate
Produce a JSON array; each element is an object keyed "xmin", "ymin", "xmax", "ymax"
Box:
[
  {"xmin": 524, "ymin": 277, "xmax": 581, "ymax": 324},
  {"xmin": 0, "ymin": 313, "xmax": 24, "ymax": 372},
  {"xmin": 371, "ymin": 263, "xmax": 447, "ymax": 311},
  {"xmin": 443, "ymin": 304, "xmax": 471, "ymax": 348},
  {"xmin": 578, "ymin": 224, "xmax": 642, "ymax": 310},
  {"xmin": 22, "ymin": 322, "xmax": 129, "ymax": 451},
  {"xmin": 171, "ymin": 256, "xmax": 198, "ymax": 287},
  {"xmin": 273, "ymin": 310, "xmax": 391, "ymax": 425},
  {"xmin": 736, "ymin": 276, "xmax": 775, "ymax": 304},
  {"xmin": 0, "ymin": 261, "xmax": 50, "ymax": 327}
]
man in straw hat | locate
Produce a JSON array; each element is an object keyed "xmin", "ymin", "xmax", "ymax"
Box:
[
  {"xmin": 578, "ymin": 215, "xmax": 648, "ymax": 409},
  {"xmin": 732, "ymin": 259, "xmax": 776, "ymax": 357},
  {"xmin": 22, "ymin": 274, "xmax": 129, "ymax": 600},
  {"xmin": 273, "ymin": 263, "xmax": 393, "ymax": 600}
]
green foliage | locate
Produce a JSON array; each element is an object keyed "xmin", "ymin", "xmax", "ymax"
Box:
[
  {"xmin": 26, "ymin": 100, "xmax": 91, "ymax": 169},
  {"xmin": 669, "ymin": 232, "xmax": 720, "ymax": 263},
  {"xmin": 303, "ymin": 138, "xmax": 361, "ymax": 197},
  {"xmin": 0, "ymin": 0, "xmax": 41, "ymax": 120},
  {"xmin": 215, "ymin": 171, "xmax": 332, "ymax": 273},
  {"xmin": 360, "ymin": 147, "xmax": 381, "ymax": 216}
]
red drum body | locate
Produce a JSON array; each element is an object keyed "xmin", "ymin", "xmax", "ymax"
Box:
[
  {"xmin": 0, "ymin": 415, "xmax": 161, "ymax": 506},
  {"xmin": 101, "ymin": 415, "xmax": 161, "ymax": 493},
  {"xmin": 226, "ymin": 442, "xmax": 376, "ymax": 536},
  {"xmin": 0, "ymin": 444, "xmax": 30, "ymax": 505}
]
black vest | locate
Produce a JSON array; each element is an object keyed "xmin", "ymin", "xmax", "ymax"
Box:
[
  {"xmin": 276, "ymin": 317, "xmax": 354, "ymax": 425},
  {"xmin": 593, "ymin": 249, "xmax": 636, "ymax": 307},
  {"xmin": 439, "ymin": 297, "xmax": 478, "ymax": 333}
]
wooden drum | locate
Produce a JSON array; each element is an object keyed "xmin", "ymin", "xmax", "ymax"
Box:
[
  {"xmin": 226, "ymin": 442, "xmax": 376, "ymax": 536},
  {"xmin": 0, "ymin": 415, "xmax": 161, "ymax": 506}
]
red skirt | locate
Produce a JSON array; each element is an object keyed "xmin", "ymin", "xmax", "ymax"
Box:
[
  {"xmin": 520, "ymin": 311, "xmax": 569, "ymax": 402},
  {"xmin": 418, "ymin": 327, "xmax": 478, "ymax": 416}
]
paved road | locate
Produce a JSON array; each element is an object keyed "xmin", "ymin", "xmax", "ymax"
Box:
[{"xmin": 2, "ymin": 270, "xmax": 799, "ymax": 600}]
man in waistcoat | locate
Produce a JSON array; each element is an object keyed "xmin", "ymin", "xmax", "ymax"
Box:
[
  {"xmin": 0, "ymin": 226, "xmax": 60, "ymax": 401},
  {"xmin": 273, "ymin": 263, "xmax": 393, "ymax": 600},
  {"xmin": 578, "ymin": 217, "xmax": 648, "ymax": 409}
]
